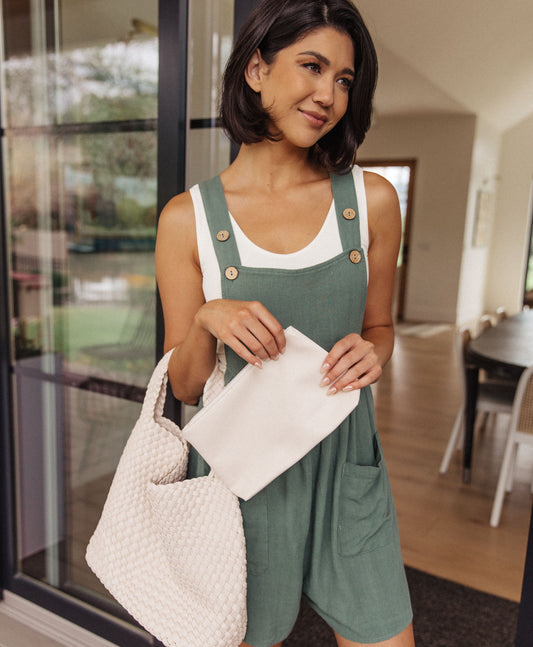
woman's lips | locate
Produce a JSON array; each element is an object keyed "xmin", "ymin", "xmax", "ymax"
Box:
[{"xmin": 300, "ymin": 110, "xmax": 327, "ymax": 127}]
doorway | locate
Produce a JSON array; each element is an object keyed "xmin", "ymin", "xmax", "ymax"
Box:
[{"xmin": 360, "ymin": 160, "xmax": 416, "ymax": 321}]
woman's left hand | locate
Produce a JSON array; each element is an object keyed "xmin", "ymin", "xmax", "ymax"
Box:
[{"xmin": 319, "ymin": 333, "xmax": 382, "ymax": 395}]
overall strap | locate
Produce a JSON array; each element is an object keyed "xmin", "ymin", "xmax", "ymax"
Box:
[
  {"xmin": 330, "ymin": 170, "xmax": 361, "ymax": 251},
  {"xmin": 198, "ymin": 175, "xmax": 242, "ymax": 270}
]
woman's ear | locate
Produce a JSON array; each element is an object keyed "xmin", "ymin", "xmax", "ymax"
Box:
[{"xmin": 244, "ymin": 49, "xmax": 263, "ymax": 93}]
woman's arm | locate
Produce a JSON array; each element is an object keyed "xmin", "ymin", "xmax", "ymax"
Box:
[
  {"xmin": 360, "ymin": 170, "xmax": 402, "ymax": 366},
  {"xmin": 155, "ymin": 192, "xmax": 285, "ymax": 405},
  {"xmin": 156, "ymin": 192, "xmax": 216, "ymax": 404},
  {"xmin": 319, "ymin": 171, "xmax": 401, "ymax": 394}
]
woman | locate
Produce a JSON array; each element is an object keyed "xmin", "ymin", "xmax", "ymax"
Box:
[{"xmin": 156, "ymin": 0, "xmax": 414, "ymax": 645}]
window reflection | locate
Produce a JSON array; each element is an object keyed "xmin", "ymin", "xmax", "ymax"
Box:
[
  {"xmin": 56, "ymin": 39, "xmax": 158, "ymax": 124},
  {"xmin": 7, "ymin": 132, "xmax": 156, "ymax": 383},
  {"xmin": 2, "ymin": 4, "xmax": 157, "ymax": 128}
]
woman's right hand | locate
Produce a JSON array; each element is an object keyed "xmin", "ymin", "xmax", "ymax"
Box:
[{"xmin": 195, "ymin": 299, "xmax": 286, "ymax": 368}]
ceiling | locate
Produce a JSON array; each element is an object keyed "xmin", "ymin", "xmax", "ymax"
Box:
[{"xmin": 355, "ymin": 0, "xmax": 533, "ymax": 133}]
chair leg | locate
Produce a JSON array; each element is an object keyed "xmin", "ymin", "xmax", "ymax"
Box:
[
  {"xmin": 440, "ymin": 409, "xmax": 464, "ymax": 474},
  {"xmin": 490, "ymin": 433, "xmax": 517, "ymax": 527},
  {"xmin": 505, "ymin": 444, "xmax": 519, "ymax": 493}
]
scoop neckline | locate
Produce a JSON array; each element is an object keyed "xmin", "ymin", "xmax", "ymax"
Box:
[{"xmin": 228, "ymin": 199, "xmax": 335, "ymax": 258}]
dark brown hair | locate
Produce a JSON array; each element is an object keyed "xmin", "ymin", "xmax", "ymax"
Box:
[{"xmin": 220, "ymin": 0, "xmax": 378, "ymax": 172}]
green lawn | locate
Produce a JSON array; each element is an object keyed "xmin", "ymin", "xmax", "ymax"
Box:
[{"xmin": 53, "ymin": 303, "xmax": 155, "ymax": 377}]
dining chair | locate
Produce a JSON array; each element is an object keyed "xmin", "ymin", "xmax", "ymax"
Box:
[
  {"xmin": 495, "ymin": 307, "xmax": 508, "ymax": 322},
  {"xmin": 490, "ymin": 365, "xmax": 533, "ymax": 527},
  {"xmin": 439, "ymin": 326, "xmax": 515, "ymax": 474},
  {"xmin": 480, "ymin": 310, "xmax": 520, "ymax": 386},
  {"xmin": 478, "ymin": 314, "xmax": 493, "ymax": 334}
]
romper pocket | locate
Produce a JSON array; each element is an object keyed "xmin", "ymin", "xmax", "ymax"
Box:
[
  {"xmin": 240, "ymin": 488, "xmax": 269, "ymax": 575},
  {"xmin": 338, "ymin": 436, "xmax": 393, "ymax": 557}
]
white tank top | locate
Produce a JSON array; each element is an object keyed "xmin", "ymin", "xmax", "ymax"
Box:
[{"xmin": 191, "ymin": 165, "xmax": 369, "ymax": 302}]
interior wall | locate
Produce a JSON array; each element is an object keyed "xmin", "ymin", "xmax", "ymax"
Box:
[
  {"xmin": 359, "ymin": 114, "xmax": 476, "ymax": 323},
  {"xmin": 455, "ymin": 118, "xmax": 501, "ymax": 324},
  {"xmin": 484, "ymin": 112, "xmax": 533, "ymax": 314}
]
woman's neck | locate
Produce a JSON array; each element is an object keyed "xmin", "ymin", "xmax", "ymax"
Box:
[{"xmin": 223, "ymin": 140, "xmax": 327, "ymax": 192}]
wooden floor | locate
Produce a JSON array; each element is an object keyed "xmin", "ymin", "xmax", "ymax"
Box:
[{"xmin": 375, "ymin": 326, "xmax": 532, "ymax": 603}]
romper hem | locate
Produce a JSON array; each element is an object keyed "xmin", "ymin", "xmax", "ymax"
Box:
[{"xmin": 304, "ymin": 594, "xmax": 413, "ymax": 645}]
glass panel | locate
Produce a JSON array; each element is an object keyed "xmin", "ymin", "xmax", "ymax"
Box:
[
  {"xmin": 1, "ymin": 0, "xmax": 158, "ymax": 128},
  {"xmin": 57, "ymin": 4, "xmax": 158, "ymax": 124},
  {"xmin": 187, "ymin": 0, "xmax": 234, "ymax": 185},
  {"xmin": 188, "ymin": 0, "xmax": 234, "ymax": 121},
  {"xmin": 1, "ymin": 0, "xmax": 157, "ymax": 624},
  {"xmin": 8, "ymin": 132, "xmax": 157, "ymax": 383},
  {"xmin": 187, "ymin": 127, "xmax": 232, "ymax": 187},
  {"xmin": 8, "ymin": 133, "xmax": 157, "ymax": 606},
  {"xmin": 1, "ymin": 0, "xmax": 54, "ymax": 128}
]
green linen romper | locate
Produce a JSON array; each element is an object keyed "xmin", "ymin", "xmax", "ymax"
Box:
[{"xmin": 188, "ymin": 170, "xmax": 413, "ymax": 646}]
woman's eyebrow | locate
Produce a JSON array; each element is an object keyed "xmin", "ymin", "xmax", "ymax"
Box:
[{"xmin": 298, "ymin": 50, "xmax": 355, "ymax": 77}]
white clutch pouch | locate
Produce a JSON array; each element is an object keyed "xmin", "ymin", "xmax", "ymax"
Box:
[{"xmin": 183, "ymin": 326, "xmax": 360, "ymax": 500}]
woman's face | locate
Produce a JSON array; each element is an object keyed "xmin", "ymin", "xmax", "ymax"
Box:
[{"xmin": 247, "ymin": 26, "xmax": 355, "ymax": 150}]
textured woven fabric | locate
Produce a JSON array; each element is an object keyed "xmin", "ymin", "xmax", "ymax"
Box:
[{"xmin": 86, "ymin": 350, "xmax": 247, "ymax": 647}]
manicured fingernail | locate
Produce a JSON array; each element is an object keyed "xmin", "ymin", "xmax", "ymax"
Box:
[
  {"xmin": 327, "ymin": 387, "xmax": 337, "ymax": 396},
  {"xmin": 321, "ymin": 363, "xmax": 330, "ymax": 374},
  {"xmin": 320, "ymin": 376, "xmax": 330, "ymax": 387},
  {"xmin": 272, "ymin": 354, "xmax": 279, "ymax": 361},
  {"xmin": 280, "ymin": 346, "xmax": 286, "ymax": 354},
  {"xmin": 254, "ymin": 362, "xmax": 262, "ymax": 369},
  {"xmin": 343, "ymin": 385, "xmax": 354, "ymax": 392}
]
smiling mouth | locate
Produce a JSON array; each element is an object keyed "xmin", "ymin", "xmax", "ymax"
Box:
[{"xmin": 300, "ymin": 110, "xmax": 327, "ymax": 127}]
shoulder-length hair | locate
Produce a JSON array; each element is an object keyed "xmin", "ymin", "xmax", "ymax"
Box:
[{"xmin": 220, "ymin": 0, "xmax": 378, "ymax": 173}]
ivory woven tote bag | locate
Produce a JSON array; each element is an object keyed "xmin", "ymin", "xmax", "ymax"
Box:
[{"xmin": 85, "ymin": 350, "xmax": 247, "ymax": 647}]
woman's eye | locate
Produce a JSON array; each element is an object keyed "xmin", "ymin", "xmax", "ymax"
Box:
[
  {"xmin": 337, "ymin": 77, "xmax": 353, "ymax": 90},
  {"xmin": 304, "ymin": 62, "xmax": 321, "ymax": 73}
]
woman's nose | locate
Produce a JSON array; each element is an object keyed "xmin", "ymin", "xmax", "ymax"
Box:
[{"xmin": 313, "ymin": 76, "xmax": 334, "ymax": 107}]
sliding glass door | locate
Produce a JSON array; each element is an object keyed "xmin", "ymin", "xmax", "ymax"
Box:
[
  {"xmin": 1, "ymin": 0, "xmax": 159, "ymax": 643},
  {"xmin": 0, "ymin": 0, "xmax": 246, "ymax": 643}
]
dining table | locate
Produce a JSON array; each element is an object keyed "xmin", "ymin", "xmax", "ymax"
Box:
[{"xmin": 463, "ymin": 309, "xmax": 533, "ymax": 482}]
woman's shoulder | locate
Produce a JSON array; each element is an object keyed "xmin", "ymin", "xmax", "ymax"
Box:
[
  {"xmin": 361, "ymin": 170, "xmax": 400, "ymax": 216},
  {"xmin": 157, "ymin": 191, "xmax": 195, "ymax": 244},
  {"xmin": 159, "ymin": 190, "xmax": 195, "ymax": 232},
  {"xmin": 359, "ymin": 170, "xmax": 401, "ymax": 244},
  {"xmin": 156, "ymin": 190, "xmax": 198, "ymax": 262}
]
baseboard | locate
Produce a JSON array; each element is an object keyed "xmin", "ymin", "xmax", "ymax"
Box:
[{"xmin": 0, "ymin": 590, "xmax": 117, "ymax": 647}]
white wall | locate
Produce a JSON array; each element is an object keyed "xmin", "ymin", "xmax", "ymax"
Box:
[
  {"xmin": 455, "ymin": 119, "xmax": 501, "ymax": 324},
  {"xmin": 359, "ymin": 114, "xmax": 476, "ymax": 323},
  {"xmin": 484, "ymin": 113, "xmax": 533, "ymax": 314}
]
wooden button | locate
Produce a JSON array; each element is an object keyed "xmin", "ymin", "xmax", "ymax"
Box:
[
  {"xmin": 343, "ymin": 208, "xmax": 356, "ymax": 220},
  {"xmin": 225, "ymin": 266, "xmax": 239, "ymax": 280},
  {"xmin": 216, "ymin": 230, "xmax": 230, "ymax": 242},
  {"xmin": 349, "ymin": 250, "xmax": 362, "ymax": 264}
]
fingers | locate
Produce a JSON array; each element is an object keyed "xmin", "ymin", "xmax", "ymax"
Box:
[
  {"xmin": 227, "ymin": 302, "xmax": 285, "ymax": 365},
  {"xmin": 320, "ymin": 334, "xmax": 382, "ymax": 394},
  {"xmin": 228, "ymin": 338, "xmax": 266, "ymax": 368},
  {"xmin": 199, "ymin": 299, "xmax": 286, "ymax": 368},
  {"xmin": 248, "ymin": 301, "xmax": 286, "ymax": 358}
]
